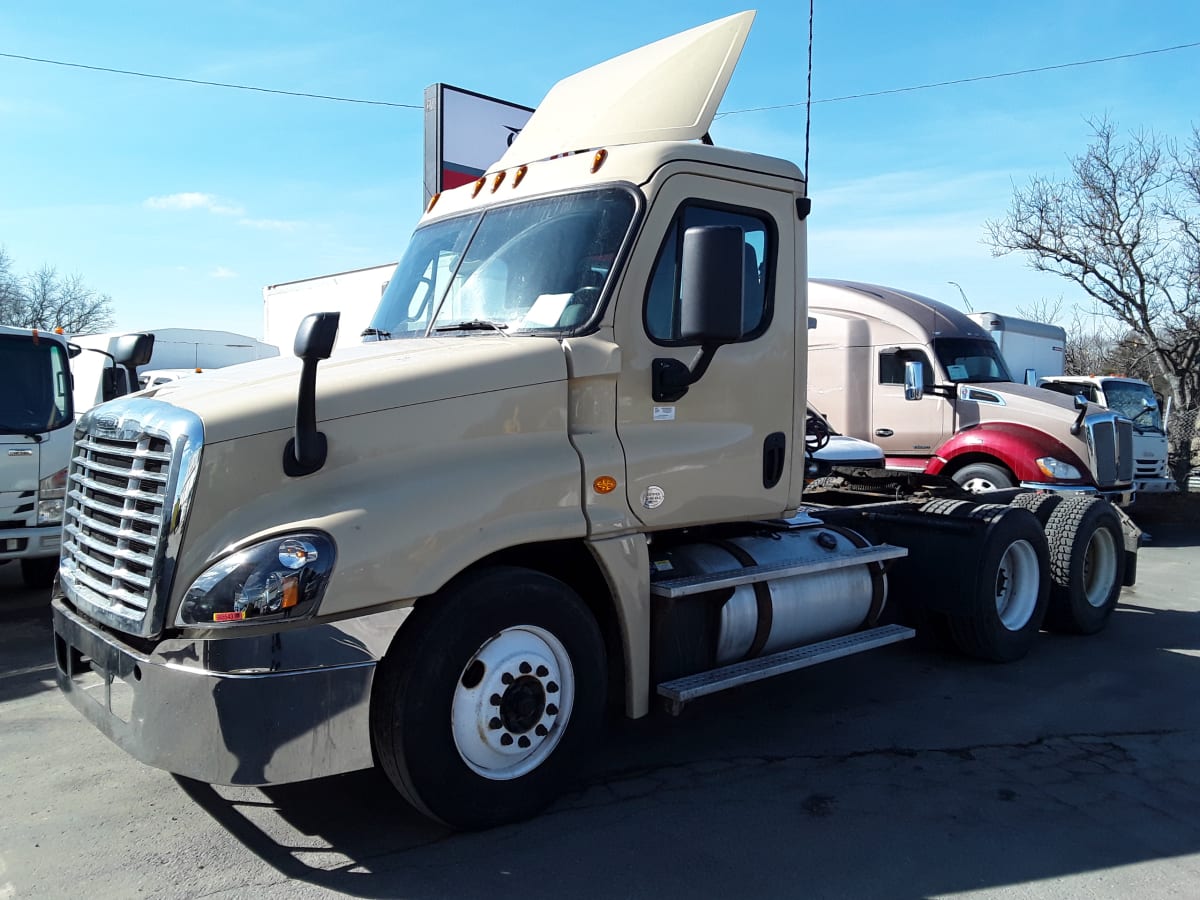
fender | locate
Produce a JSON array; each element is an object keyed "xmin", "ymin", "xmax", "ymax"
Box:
[{"xmin": 927, "ymin": 422, "xmax": 1091, "ymax": 486}]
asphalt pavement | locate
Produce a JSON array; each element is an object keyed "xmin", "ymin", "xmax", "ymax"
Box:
[{"xmin": 1, "ymin": 502, "xmax": 1198, "ymax": 899}]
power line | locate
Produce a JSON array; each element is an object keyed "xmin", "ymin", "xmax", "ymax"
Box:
[
  {"xmin": 719, "ymin": 39, "xmax": 1200, "ymax": 117},
  {"xmin": 0, "ymin": 51, "xmax": 422, "ymax": 109},
  {"xmin": 3, "ymin": 36, "xmax": 1198, "ymax": 117}
]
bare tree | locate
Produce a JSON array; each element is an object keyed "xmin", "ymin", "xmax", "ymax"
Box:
[
  {"xmin": 987, "ymin": 118, "xmax": 1200, "ymax": 479},
  {"xmin": 1, "ymin": 259, "xmax": 115, "ymax": 334}
]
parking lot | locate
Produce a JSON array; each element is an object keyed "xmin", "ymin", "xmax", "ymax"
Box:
[{"xmin": 2, "ymin": 498, "xmax": 1199, "ymax": 899}]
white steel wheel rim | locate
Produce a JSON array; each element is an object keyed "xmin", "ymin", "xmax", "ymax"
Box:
[
  {"xmin": 994, "ymin": 539, "xmax": 1039, "ymax": 631},
  {"xmin": 1082, "ymin": 528, "xmax": 1119, "ymax": 608},
  {"xmin": 451, "ymin": 625, "xmax": 575, "ymax": 781},
  {"xmin": 961, "ymin": 476, "xmax": 1001, "ymax": 493}
]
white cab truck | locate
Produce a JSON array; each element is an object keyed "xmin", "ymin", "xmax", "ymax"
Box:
[
  {"xmin": 1, "ymin": 326, "xmax": 152, "ymax": 587},
  {"xmin": 808, "ymin": 282, "xmax": 1135, "ymax": 500},
  {"xmin": 51, "ymin": 13, "xmax": 1142, "ymax": 829},
  {"xmin": 1039, "ymin": 375, "xmax": 1176, "ymax": 493},
  {"xmin": 964, "ymin": 313, "xmax": 1174, "ymax": 494}
]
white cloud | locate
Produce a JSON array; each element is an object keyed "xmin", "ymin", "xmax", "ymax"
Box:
[
  {"xmin": 144, "ymin": 192, "xmax": 244, "ymax": 216},
  {"xmin": 238, "ymin": 218, "xmax": 301, "ymax": 232},
  {"xmin": 209, "ymin": 266, "xmax": 238, "ymax": 279}
]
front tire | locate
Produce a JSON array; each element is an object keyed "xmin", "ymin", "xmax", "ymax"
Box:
[
  {"xmin": 951, "ymin": 462, "xmax": 1015, "ymax": 494},
  {"xmin": 371, "ymin": 566, "xmax": 606, "ymax": 829}
]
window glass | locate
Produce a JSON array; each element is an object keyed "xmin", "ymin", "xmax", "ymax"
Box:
[
  {"xmin": 369, "ymin": 187, "xmax": 636, "ymax": 339},
  {"xmin": 0, "ymin": 335, "xmax": 73, "ymax": 433},
  {"xmin": 1101, "ymin": 379, "xmax": 1162, "ymax": 430},
  {"xmin": 645, "ymin": 204, "xmax": 774, "ymax": 343},
  {"xmin": 931, "ymin": 337, "xmax": 1013, "ymax": 383},
  {"xmin": 879, "ymin": 348, "xmax": 934, "ymax": 387}
]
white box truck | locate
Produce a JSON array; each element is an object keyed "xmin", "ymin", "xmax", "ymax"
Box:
[
  {"xmin": 966, "ymin": 312, "xmax": 1065, "ymax": 384},
  {"xmin": 51, "ymin": 13, "xmax": 1142, "ymax": 829}
]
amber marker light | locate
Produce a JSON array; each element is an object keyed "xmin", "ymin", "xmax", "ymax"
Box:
[
  {"xmin": 472, "ymin": 177, "xmax": 486, "ymax": 197},
  {"xmin": 492, "ymin": 171, "xmax": 506, "ymax": 192},
  {"xmin": 591, "ymin": 149, "xmax": 608, "ymax": 173},
  {"xmin": 512, "ymin": 165, "xmax": 528, "ymax": 188},
  {"xmin": 426, "ymin": 192, "xmax": 441, "ymax": 213},
  {"xmin": 280, "ymin": 575, "xmax": 301, "ymax": 609},
  {"xmin": 593, "ymin": 475, "xmax": 618, "ymax": 494}
]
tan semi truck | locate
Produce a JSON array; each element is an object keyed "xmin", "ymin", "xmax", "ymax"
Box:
[
  {"xmin": 51, "ymin": 12, "xmax": 1139, "ymax": 829},
  {"xmin": 808, "ymin": 280, "xmax": 1136, "ymax": 501}
]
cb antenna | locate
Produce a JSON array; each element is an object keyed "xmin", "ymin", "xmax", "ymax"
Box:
[{"xmin": 804, "ymin": 0, "xmax": 814, "ymax": 182}]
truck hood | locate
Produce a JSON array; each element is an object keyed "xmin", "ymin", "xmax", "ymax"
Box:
[
  {"xmin": 954, "ymin": 380, "xmax": 1102, "ymax": 433},
  {"xmin": 142, "ymin": 337, "xmax": 570, "ymax": 445}
]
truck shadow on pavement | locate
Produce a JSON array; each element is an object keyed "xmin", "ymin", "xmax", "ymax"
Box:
[{"xmin": 174, "ymin": 595, "xmax": 1200, "ymax": 900}]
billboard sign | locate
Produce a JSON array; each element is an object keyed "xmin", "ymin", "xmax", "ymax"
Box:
[{"xmin": 423, "ymin": 84, "xmax": 534, "ymax": 206}]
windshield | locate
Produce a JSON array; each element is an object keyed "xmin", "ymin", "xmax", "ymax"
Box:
[
  {"xmin": 368, "ymin": 187, "xmax": 637, "ymax": 339},
  {"xmin": 932, "ymin": 337, "xmax": 1013, "ymax": 384},
  {"xmin": 0, "ymin": 334, "xmax": 73, "ymax": 434},
  {"xmin": 1102, "ymin": 379, "xmax": 1162, "ymax": 431}
]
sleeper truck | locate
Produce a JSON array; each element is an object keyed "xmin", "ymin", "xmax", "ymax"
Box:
[
  {"xmin": 1, "ymin": 326, "xmax": 151, "ymax": 588},
  {"xmin": 807, "ymin": 282, "xmax": 1136, "ymax": 500},
  {"xmin": 51, "ymin": 12, "xmax": 1140, "ymax": 830}
]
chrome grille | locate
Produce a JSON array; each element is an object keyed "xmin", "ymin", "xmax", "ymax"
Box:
[
  {"xmin": 1086, "ymin": 414, "xmax": 1134, "ymax": 488},
  {"xmin": 61, "ymin": 434, "xmax": 171, "ymax": 626},
  {"xmin": 1136, "ymin": 459, "xmax": 1166, "ymax": 478},
  {"xmin": 57, "ymin": 399, "xmax": 203, "ymax": 638}
]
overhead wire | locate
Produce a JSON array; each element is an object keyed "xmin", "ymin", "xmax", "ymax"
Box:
[{"xmin": 1, "ymin": 38, "xmax": 1198, "ymax": 117}]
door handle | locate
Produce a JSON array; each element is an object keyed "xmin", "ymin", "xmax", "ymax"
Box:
[
  {"xmin": 762, "ymin": 432, "xmax": 786, "ymax": 489},
  {"xmin": 875, "ymin": 428, "xmax": 894, "ymax": 437}
]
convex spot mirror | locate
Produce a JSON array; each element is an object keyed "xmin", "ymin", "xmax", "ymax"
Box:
[{"xmin": 904, "ymin": 360, "xmax": 924, "ymax": 401}]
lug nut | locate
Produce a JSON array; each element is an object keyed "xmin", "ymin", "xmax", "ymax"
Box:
[
  {"xmin": 536, "ymin": 665, "xmax": 549, "ymax": 677},
  {"xmin": 547, "ymin": 681, "xmax": 559, "ymax": 693},
  {"xmin": 535, "ymin": 724, "xmax": 548, "ymax": 737},
  {"xmin": 489, "ymin": 717, "xmax": 502, "ymax": 730},
  {"xmin": 518, "ymin": 736, "xmax": 531, "ymax": 748},
  {"xmin": 500, "ymin": 733, "xmax": 513, "ymax": 746},
  {"xmin": 519, "ymin": 661, "xmax": 532, "ymax": 674},
  {"xmin": 489, "ymin": 693, "xmax": 502, "ymax": 706},
  {"xmin": 501, "ymin": 672, "xmax": 514, "ymax": 685},
  {"xmin": 546, "ymin": 704, "xmax": 558, "ymax": 716}
]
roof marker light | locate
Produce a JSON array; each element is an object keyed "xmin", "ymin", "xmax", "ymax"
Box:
[
  {"xmin": 492, "ymin": 171, "xmax": 506, "ymax": 192},
  {"xmin": 512, "ymin": 166, "xmax": 528, "ymax": 188},
  {"xmin": 472, "ymin": 177, "xmax": 486, "ymax": 198},
  {"xmin": 426, "ymin": 192, "xmax": 441, "ymax": 212},
  {"xmin": 591, "ymin": 149, "xmax": 608, "ymax": 173}
]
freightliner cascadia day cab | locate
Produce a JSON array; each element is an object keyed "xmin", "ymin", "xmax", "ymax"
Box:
[
  {"xmin": 807, "ymin": 280, "xmax": 1136, "ymax": 499},
  {"xmin": 51, "ymin": 13, "xmax": 1141, "ymax": 829},
  {"xmin": 1, "ymin": 326, "xmax": 151, "ymax": 588}
]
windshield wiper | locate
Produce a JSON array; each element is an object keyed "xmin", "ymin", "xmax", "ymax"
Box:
[
  {"xmin": 361, "ymin": 327, "xmax": 392, "ymax": 340},
  {"xmin": 434, "ymin": 319, "xmax": 510, "ymax": 337}
]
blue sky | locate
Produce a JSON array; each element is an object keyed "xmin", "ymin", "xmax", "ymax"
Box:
[{"xmin": 2, "ymin": 1, "xmax": 1198, "ymax": 342}]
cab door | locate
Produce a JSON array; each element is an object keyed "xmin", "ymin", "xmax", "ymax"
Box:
[
  {"xmin": 613, "ymin": 173, "xmax": 798, "ymax": 528},
  {"xmin": 871, "ymin": 346, "xmax": 952, "ymax": 462}
]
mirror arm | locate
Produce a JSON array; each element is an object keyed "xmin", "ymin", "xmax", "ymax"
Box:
[{"xmin": 652, "ymin": 345, "xmax": 718, "ymax": 402}]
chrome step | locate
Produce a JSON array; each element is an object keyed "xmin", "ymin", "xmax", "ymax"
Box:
[
  {"xmin": 656, "ymin": 624, "xmax": 916, "ymax": 714},
  {"xmin": 650, "ymin": 544, "xmax": 907, "ymax": 599}
]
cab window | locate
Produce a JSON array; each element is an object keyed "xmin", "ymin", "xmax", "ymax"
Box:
[
  {"xmin": 879, "ymin": 348, "xmax": 934, "ymax": 388},
  {"xmin": 645, "ymin": 203, "xmax": 774, "ymax": 344}
]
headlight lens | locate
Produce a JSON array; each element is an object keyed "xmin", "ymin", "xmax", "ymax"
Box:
[
  {"xmin": 37, "ymin": 467, "xmax": 68, "ymax": 525},
  {"xmin": 178, "ymin": 533, "xmax": 335, "ymax": 626},
  {"xmin": 1035, "ymin": 456, "xmax": 1083, "ymax": 480}
]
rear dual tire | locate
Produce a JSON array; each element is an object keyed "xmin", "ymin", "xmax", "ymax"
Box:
[{"xmin": 1042, "ymin": 496, "xmax": 1125, "ymax": 635}]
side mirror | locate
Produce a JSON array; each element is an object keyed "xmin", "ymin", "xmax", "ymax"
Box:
[
  {"xmin": 111, "ymin": 333, "xmax": 155, "ymax": 369},
  {"xmin": 653, "ymin": 225, "xmax": 745, "ymax": 402},
  {"xmin": 1070, "ymin": 393, "xmax": 1088, "ymax": 436},
  {"xmin": 904, "ymin": 360, "xmax": 924, "ymax": 401},
  {"xmin": 678, "ymin": 225, "xmax": 745, "ymax": 344},
  {"xmin": 286, "ymin": 312, "xmax": 341, "ymax": 477},
  {"xmin": 1024, "ymin": 367, "xmax": 1037, "ymax": 386}
]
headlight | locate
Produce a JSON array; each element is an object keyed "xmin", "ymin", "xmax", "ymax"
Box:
[
  {"xmin": 1035, "ymin": 457, "xmax": 1083, "ymax": 480},
  {"xmin": 177, "ymin": 533, "xmax": 336, "ymax": 626},
  {"xmin": 37, "ymin": 467, "xmax": 68, "ymax": 526}
]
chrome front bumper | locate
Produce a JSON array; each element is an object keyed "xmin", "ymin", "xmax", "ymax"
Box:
[{"xmin": 51, "ymin": 599, "xmax": 405, "ymax": 786}]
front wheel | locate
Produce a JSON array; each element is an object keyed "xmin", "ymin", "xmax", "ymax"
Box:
[
  {"xmin": 951, "ymin": 462, "xmax": 1015, "ymax": 494},
  {"xmin": 371, "ymin": 566, "xmax": 606, "ymax": 829}
]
